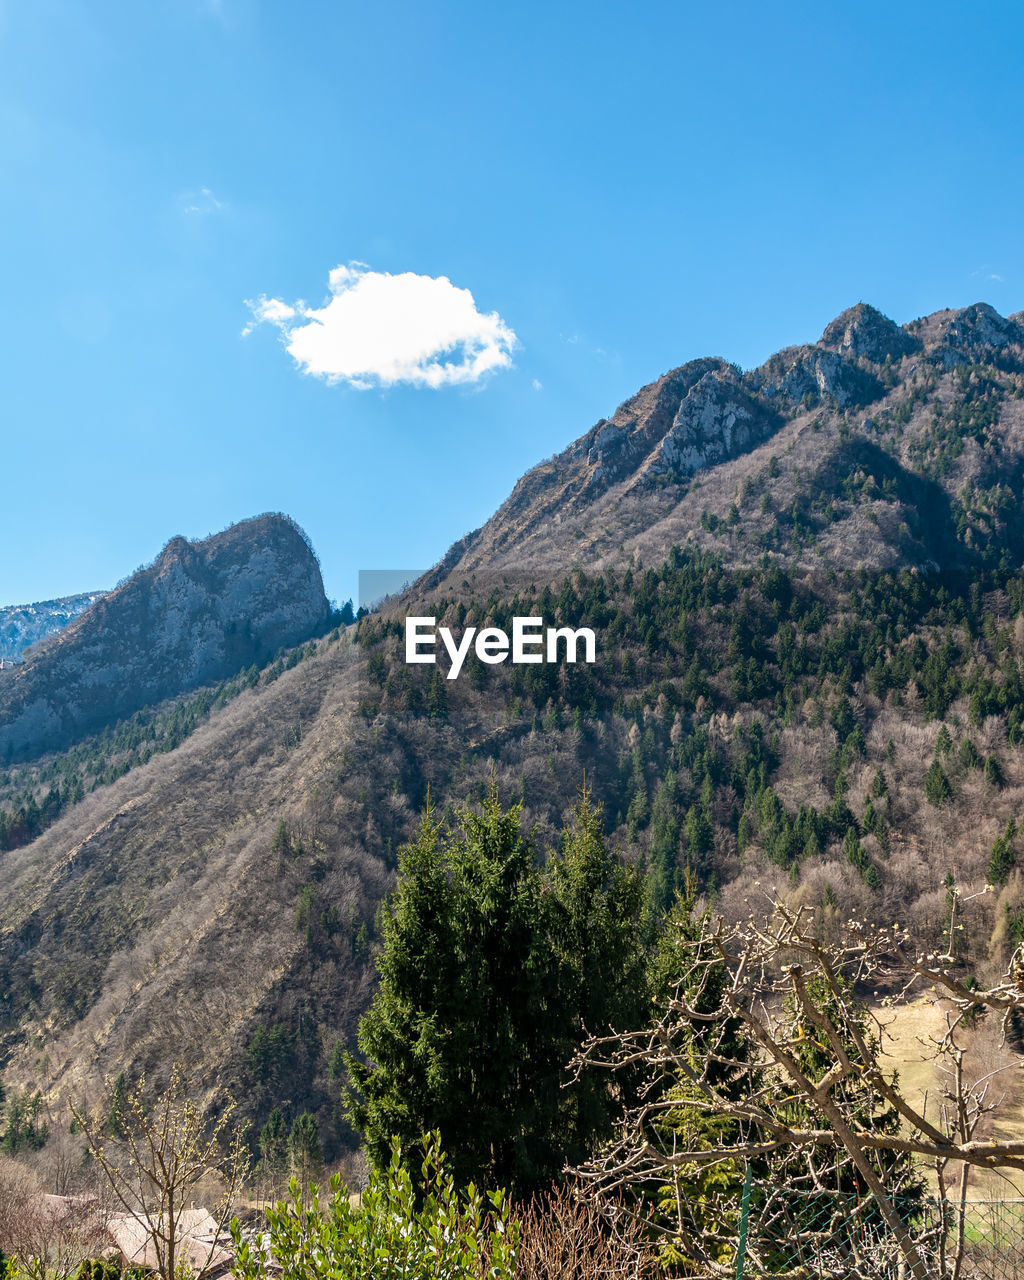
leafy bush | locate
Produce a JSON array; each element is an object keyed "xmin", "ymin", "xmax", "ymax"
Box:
[
  {"xmin": 232, "ymin": 1131, "xmax": 519, "ymax": 1280},
  {"xmin": 74, "ymin": 1262, "xmax": 125, "ymax": 1280}
]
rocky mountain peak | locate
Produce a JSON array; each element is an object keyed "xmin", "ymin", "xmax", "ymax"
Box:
[
  {"xmin": 638, "ymin": 366, "xmax": 780, "ymax": 483},
  {"xmin": 0, "ymin": 513, "xmax": 331, "ymax": 760},
  {"xmin": 567, "ymin": 359, "xmax": 735, "ymax": 492},
  {"xmin": 606, "ymin": 358, "xmax": 731, "ymax": 437},
  {"xmin": 819, "ymin": 302, "xmax": 919, "ymax": 363},
  {"xmin": 747, "ymin": 342, "xmax": 883, "ymax": 410},
  {"xmin": 928, "ymin": 302, "xmax": 1024, "ymax": 366}
]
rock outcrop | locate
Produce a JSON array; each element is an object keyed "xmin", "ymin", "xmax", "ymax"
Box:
[
  {"xmin": 819, "ymin": 302, "xmax": 919, "ymax": 363},
  {"xmin": 641, "ymin": 368, "xmax": 779, "ymax": 480},
  {"xmin": 927, "ymin": 302, "xmax": 1024, "ymax": 368},
  {"xmin": 746, "ymin": 345, "xmax": 883, "ymax": 410}
]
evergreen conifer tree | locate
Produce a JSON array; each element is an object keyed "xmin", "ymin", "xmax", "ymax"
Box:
[
  {"xmin": 289, "ymin": 1112, "xmax": 323, "ymax": 1186},
  {"xmin": 259, "ymin": 1106, "xmax": 289, "ymax": 1183},
  {"xmin": 925, "ymin": 759, "xmax": 952, "ymax": 806},
  {"xmin": 345, "ymin": 782, "xmax": 650, "ymax": 1194},
  {"xmin": 270, "ymin": 819, "xmax": 292, "ymax": 858},
  {"xmin": 426, "ymin": 669, "xmax": 449, "ymax": 721},
  {"xmin": 546, "ymin": 787, "xmax": 649, "ymax": 1167},
  {"xmin": 346, "ymin": 787, "xmax": 553, "ymax": 1192},
  {"xmin": 988, "ymin": 818, "xmax": 1018, "ymax": 886}
]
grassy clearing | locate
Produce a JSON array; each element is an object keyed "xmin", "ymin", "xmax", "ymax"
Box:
[{"xmin": 873, "ymin": 996, "xmax": 1024, "ymax": 1199}]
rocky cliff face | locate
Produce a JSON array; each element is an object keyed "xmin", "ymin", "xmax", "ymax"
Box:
[
  {"xmin": 921, "ymin": 302, "xmax": 1024, "ymax": 369},
  {"xmin": 640, "ymin": 367, "xmax": 780, "ymax": 481},
  {"xmin": 0, "ymin": 513, "xmax": 330, "ymax": 760},
  {"xmin": 0, "ymin": 592, "xmax": 107, "ymax": 662}
]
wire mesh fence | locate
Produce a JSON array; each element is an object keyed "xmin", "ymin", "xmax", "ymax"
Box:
[{"xmin": 730, "ymin": 1187, "xmax": 1024, "ymax": 1280}]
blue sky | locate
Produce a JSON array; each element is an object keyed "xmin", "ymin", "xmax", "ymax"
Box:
[{"xmin": 2, "ymin": 0, "xmax": 1022, "ymax": 607}]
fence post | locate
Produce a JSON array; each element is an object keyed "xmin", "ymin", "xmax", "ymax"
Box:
[{"xmin": 735, "ymin": 1161, "xmax": 753, "ymax": 1280}]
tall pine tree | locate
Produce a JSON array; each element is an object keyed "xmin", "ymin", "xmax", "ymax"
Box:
[
  {"xmin": 345, "ymin": 781, "xmax": 650, "ymax": 1193},
  {"xmin": 546, "ymin": 786, "xmax": 650, "ymax": 1167}
]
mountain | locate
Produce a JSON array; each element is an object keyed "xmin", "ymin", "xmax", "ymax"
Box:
[
  {"xmin": 430, "ymin": 301, "xmax": 1024, "ymax": 580},
  {"xmin": 0, "ymin": 592, "xmax": 107, "ymax": 662},
  {"xmin": 3, "ymin": 302, "xmax": 1024, "ymax": 1160},
  {"xmin": 0, "ymin": 513, "xmax": 331, "ymax": 761}
]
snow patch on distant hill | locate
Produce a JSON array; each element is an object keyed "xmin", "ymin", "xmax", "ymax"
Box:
[{"xmin": 0, "ymin": 592, "xmax": 107, "ymax": 661}]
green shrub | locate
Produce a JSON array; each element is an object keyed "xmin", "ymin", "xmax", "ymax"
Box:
[
  {"xmin": 74, "ymin": 1262, "xmax": 122, "ymax": 1280},
  {"xmin": 232, "ymin": 1131, "xmax": 519, "ymax": 1280}
]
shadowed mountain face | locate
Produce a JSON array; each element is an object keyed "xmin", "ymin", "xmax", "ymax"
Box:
[
  {"xmin": 427, "ymin": 301, "xmax": 1024, "ymax": 580},
  {"xmin": 4, "ymin": 301, "xmax": 1024, "ymax": 1148},
  {"xmin": 0, "ymin": 513, "xmax": 331, "ymax": 760}
]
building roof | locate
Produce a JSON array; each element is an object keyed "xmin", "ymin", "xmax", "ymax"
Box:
[{"xmin": 106, "ymin": 1208, "xmax": 233, "ymax": 1276}]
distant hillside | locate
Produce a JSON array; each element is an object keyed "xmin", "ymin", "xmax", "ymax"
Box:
[
  {"xmin": 0, "ymin": 592, "xmax": 107, "ymax": 661},
  {"xmin": 3, "ymin": 302, "xmax": 1024, "ymax": 1172},
  {"xmin": 0, "ymin": 513, "xmax": 331, "ymax": 760}
]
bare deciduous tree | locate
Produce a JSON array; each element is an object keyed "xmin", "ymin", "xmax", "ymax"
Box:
[
  {"xmin": 571, "ymin": 891, "xmax": 1024, "ymax": 1280},
  {"xmin": 0, "ymin": 1155, "xmax": 103, "ymax": 1278},
  {"xmin": 0, "ymin": 1156, "xmax": 40, "ymax": 1259},
  {"xmin": 71, "ymin": 1065, "xmax": 250, "ymax": 1280}
]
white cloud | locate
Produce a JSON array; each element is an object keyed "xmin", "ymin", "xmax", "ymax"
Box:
[
  {"xmin": 182, "ymin": 186, "xmax": 224, "ymax": 215},
  {"xmin": 242, "ymin": 297, "xmax": 295, "ymax": 334},
  {"xmin": 243, "ymin": 262, "xmax": 517, "ymax": 389},
  {"xmin": 532, "ymin": 378, "xmax": 543, "ymax": 391}
]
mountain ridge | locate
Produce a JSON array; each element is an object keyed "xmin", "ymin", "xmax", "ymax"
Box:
[{"xmin": 429, "ymin": 301, "xmax": 1024, "ymax": 580}]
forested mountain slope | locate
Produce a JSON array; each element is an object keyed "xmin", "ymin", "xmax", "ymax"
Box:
[{"xmin": 2, "ymin": 302, "xmax": 1024, "ymax": 1163}]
